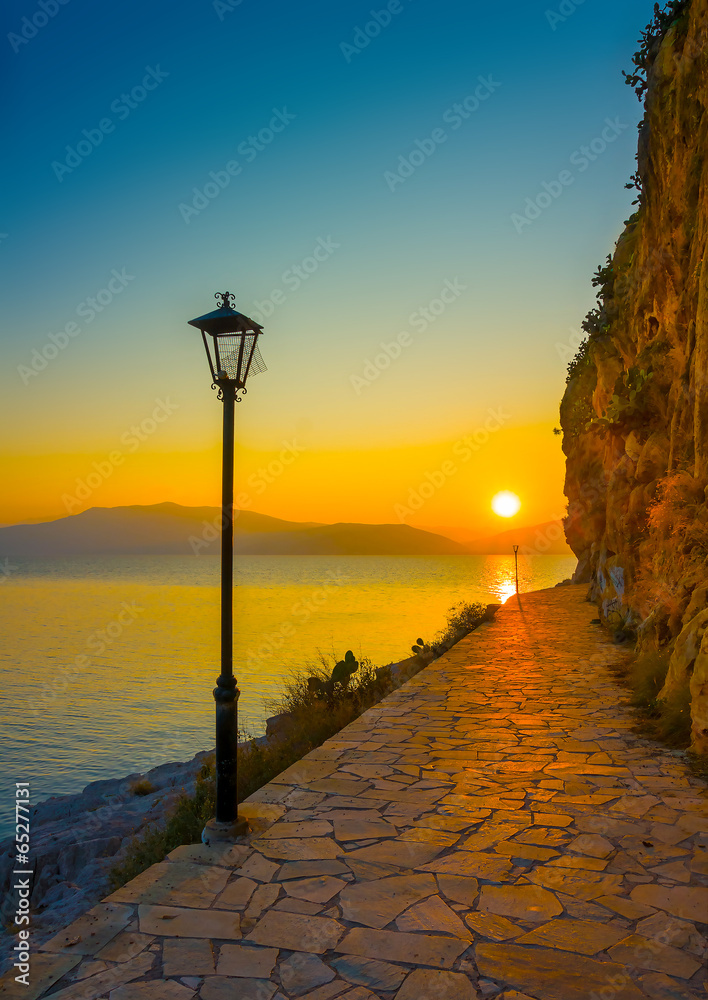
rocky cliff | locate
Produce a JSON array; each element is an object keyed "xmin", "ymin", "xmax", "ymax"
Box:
[{"xmin": 560, "ymin": 0, "xmax": 708, "ymax": 751}]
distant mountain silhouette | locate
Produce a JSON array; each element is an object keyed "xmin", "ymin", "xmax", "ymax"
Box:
[
  {"xmin": 0, "ymin": 503, "xmax": 468, "ymax": 557},
  {"xmin": 463, "ymin": 520, "xmax": 572, "ymax": 555}
]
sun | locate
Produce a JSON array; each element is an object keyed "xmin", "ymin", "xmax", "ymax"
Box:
[{"xmin": 492, "ymin": 491, "xmax": 521, "ymax": 518}]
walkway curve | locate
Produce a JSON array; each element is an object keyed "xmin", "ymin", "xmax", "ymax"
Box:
[{"xmin": 9, "ymin": 586, "xmax": 708, "ymax": 1000}]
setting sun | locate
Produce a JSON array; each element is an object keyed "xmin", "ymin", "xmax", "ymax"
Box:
[{"xmin": 492, "ymin": 491, "xmax": 521, "ymax": 518}]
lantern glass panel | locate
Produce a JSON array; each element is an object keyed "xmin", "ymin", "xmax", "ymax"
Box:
[{"xmin": 214, "ymin": 333, "xmax": 267, "ymax": 385}]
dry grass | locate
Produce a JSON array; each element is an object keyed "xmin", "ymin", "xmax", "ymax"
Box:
[{"xmin": 614, "ymin": 647, "xmax": 693, "ymax": 749}]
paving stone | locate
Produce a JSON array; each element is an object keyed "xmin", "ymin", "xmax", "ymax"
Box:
[
  {"xmin": 261, "ymin": 821, "xmax": 334, "ymax": 839},
  {"xmin": 275, "ymin": 896, "xmax": 324, "ymax": 914},
  {"xmin": 630, "ymin": 885, "xmax": 708, "ymax": 922},
  {"xmin": 0, "ymin": 953, "xmax": 82, "ymax": 1000},
  {"xmin": 596, "ymin": 894, "xmax": 658, "ymax": 920},
  {"xmin": 395, "ymin": 894, "xmax": 473, "ymax": 940},
  {"xmin": 527, "ymin": 866, "xmax": 623, "ymax": 900},
  {"xmin": 397, "ymin": 826, "xmax": 461, "ymax": 847},
  {"xmin": 465, "ymin": 911, "xmax": 522, "ymax": 940},
  {"xmin": 110, "ymin": 983, "xmax": 195, "ymax": 1000},
  {"xmin": 71, "ymin": 961, "xmax": 110, "ymax": 981},
  {"xmin": 163, "ymin": 938, "xmax": 215, "ymax": 976},
  {"xmin": 217, "ymin": 876, "xmax": 258, "ymax": 908},
  {"xmin": 417, "ymin": 851, "xmax": 512, "ymax": 881},
  {"xmin": 284, "ymin": 876, "xmax": 347, "ymax": 903},
  {"xmin": 245, "ymin": 883, "xmax": 281, "ymax": 918},
  {"xmin": 167, "ymin": 843, "xmax": 250, "ymax": 867},
  {"xmin": 200, "ymin": 977, "xmax": 277, "ymax": 1000},
  {"xmin": 278, "ymin": 860, "xmax": 351, "ymax": 880},
  {"xmin": 515, "ymin": 918, "xmax": 628, "ymax": 954},
  {"xmin": 297, "ymin": 984, "xmax": 349, "ymax": 1000},
  {"xmin": 109, "ymin": 862, "xmax": 230, "ymax": 907},
  {"xmin": 41, "ymin": 902, "xmax": 133, "ymax": 956},
  {"xmin": 96, "ymin": 931, "xmax": 154, "ymax": 962},
  {"xmin": 337, "ymin": 927, "xmax": 468, "ymax": 968},
  {"xmin": 415, "ymin": 815, "xmax": 478, "ymax": 832},
  {"xmin": 636, "ymin": 912, "xmax": 708, "ymax": 957},
  {"xmin": 279, "ymin": 952, "xmax": 336, "ymax": 995},
  {"xmin": 253, "ymin": 837, "xmax": 340, "ymax": 861},
  {"xmin": 340, "ymin": 873, "xmax": 437, "ymax": 928},
  {"xmin": 607, "ymin": 934, "xmax": 702, "ymax": 979},
  {"xmin": 43, "ymin": 953, "xmax": 155, "ymax": 1000},
  {"xmin": 546, "ymin": 854, "xmax": 609, "ymax": 870},
  {"xmin": 568, "ymin": 833, "xmax": 616, "ymax": 858},
  {"xmin": 638, "ymin": 972, "xmax": 703, "ymax": 1000},
  {"xmin": 394, "ymin": 968, "xmax": 478, "ymax": 1000},
  {"xmin": 476, "ymin": 943, "xmax": 648, "ymax": 1000},
  {"xmin": 138, "ymin": 905, "xmax": 241, "ymax": 939},
  {"xmin": 217, "ymin": 944, "xmax": 278, "ymax": 978},
  {"xmin": 478, "ymin": 884, "xmax": 563, "ymax": 922},
  {"xmin": 344, "ymin": 840, "xmax": 443, "ymax": 867},
  {"xmin": 334, "ymin": 817, "xmax": 399, "ymax": 840},
  {"xmin": 436, "ymin": 874, "xmax": 479, "ymax": 907},
  {"xmin": 331, "ymin": 955, "xmax": 407, "ymax": 991},
  {"xmin": 532, "ymin": 813, "xmax": 574, "ymax": 827},
  {"xmin": 247, "ymin": 910, "xmax": 343, "ymax": 953},
  {"xmin": 238, "ymin": 853, "xmax": 281, "ymax": 882},
  {"xmin": 493, "ymin": 841, "xmax": 560, "ymax": 861}
]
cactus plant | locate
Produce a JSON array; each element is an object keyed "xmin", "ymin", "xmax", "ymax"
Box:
[{"xmin": 307, "ymin": 650, "xmax": 359, "ymax": 699}]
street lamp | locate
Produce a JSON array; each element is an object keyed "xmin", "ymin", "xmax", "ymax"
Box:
[{"xmin": 188, "ymin": 291, "xmax": 266, "ymax": 840}]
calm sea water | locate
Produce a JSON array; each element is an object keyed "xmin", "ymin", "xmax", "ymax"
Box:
[{"xmin": 0, "ymin": 554, "xmax": 575, "ymax": 837}]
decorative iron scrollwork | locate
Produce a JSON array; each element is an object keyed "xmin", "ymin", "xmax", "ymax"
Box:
[{"xmin": 215, "ymin": 291, "xmax": 235, "ymax": 309}]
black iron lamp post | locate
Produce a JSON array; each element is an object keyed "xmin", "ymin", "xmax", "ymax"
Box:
[{"xmin": 188, "ymin": 291, "xmax": 266, "ymax": 840}]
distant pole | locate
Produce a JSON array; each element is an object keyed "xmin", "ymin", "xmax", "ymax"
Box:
[{"xmin": 513, "ymin": 545, "xmax": 519, "ymax": 594}]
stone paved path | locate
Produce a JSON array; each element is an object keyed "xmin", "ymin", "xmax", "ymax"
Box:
[{"xmin": 6, "ymin": 586, "xmax": 708, "ymax": 1000}]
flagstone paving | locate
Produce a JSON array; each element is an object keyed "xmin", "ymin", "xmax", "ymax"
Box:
[{"xmin": 7, "ymin": 586, "xmax": 708, "ymax": 1000}]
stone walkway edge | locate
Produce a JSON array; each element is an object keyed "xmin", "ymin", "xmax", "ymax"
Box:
[{"xmin": 4, "ymin": 586, "xmax": 707, "ymax": 1000}]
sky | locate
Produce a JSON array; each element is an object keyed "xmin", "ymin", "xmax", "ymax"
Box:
[{"xmin": 1, "ymin": 0, "xmax": 651, "ymax": 534}]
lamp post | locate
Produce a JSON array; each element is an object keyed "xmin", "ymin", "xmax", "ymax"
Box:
[
  {"xmin": 188, "ymin": 291, "xmax": 266, "ymax": 840},
  {"xmin": 513, "ymin": 545, "xmax": 520, "ymax": 595}
]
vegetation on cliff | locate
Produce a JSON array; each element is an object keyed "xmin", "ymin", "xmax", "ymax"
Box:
[{"xmin": 560, "ymin": 0, "xmax": 708, "ymax": 753}]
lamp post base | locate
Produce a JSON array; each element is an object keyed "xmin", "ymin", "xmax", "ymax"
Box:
[{"xmin": 202, "ymin": 816, "xmax": 250, "ymax": 845}]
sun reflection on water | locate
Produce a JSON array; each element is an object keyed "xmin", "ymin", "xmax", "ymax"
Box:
[{"xmin": 496, "ymin": 579, "xmax": 518, "ymax": 604}]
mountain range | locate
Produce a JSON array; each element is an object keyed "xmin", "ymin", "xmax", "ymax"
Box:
[{"xmin": 0, "ymin": 504, "xmax": 573, "ymax": 557}]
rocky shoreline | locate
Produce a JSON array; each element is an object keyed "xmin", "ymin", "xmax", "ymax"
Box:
[{"xmin": 0, "ymin": 748, "xmax": 215, "ymax": 968}]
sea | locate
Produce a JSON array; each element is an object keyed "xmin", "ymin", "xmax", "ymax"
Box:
[{"xmin": 0, "ymin": 553, "xmax": 576, "ymax": 838}]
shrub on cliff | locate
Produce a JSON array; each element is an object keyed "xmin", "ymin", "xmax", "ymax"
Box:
[{"xmin": 623, "ymin": 0, "xmax": 692, "ymax": 99}]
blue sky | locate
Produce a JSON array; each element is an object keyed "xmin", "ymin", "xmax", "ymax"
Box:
[{"xmin": 1, "ymin": 0, "xmax": 653, "ymax": 526}]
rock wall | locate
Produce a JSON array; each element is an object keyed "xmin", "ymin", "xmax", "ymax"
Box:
[{"xmin": 560, "ymin": 0, "xmax": 708, "ymax": 751}]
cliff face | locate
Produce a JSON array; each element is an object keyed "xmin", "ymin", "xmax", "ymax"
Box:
[{"xmin": 560, "ymin": 0, "xmax": 708, "ymax": 751}]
